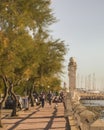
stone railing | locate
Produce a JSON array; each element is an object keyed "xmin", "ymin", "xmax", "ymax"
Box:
[{"xmin": 64, "ymin": 92, "xmax": 104, "ymax": 130}]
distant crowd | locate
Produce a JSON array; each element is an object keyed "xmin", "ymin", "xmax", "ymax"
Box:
[
  {"xmin": 33, "ymin": 91, "xmax": 65, "ymax": 108},
  {"xmin": 4, "ymin": 90, "xmax": 65, "ymax": 110}
]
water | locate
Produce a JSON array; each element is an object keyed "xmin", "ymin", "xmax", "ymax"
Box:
[
  {"xmin": 80, "ymin": 99, "xmax": 104, "ymax": 120},
  {"xmin": 80, "ymin": 100, "xmax": 104, "ymax": 106}
]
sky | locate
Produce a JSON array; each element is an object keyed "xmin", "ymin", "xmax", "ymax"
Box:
[{"xmin": 50, "ymin": 0, "xmax": 104, "ymax": 90}]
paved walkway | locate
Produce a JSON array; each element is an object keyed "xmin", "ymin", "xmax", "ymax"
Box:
[{"xmin": 0, "ymin": 102, "xmax": 69, "ymax": 130}]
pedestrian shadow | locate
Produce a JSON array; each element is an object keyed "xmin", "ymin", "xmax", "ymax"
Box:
[
  {"xmin": 43, "ymin": 106, "xmax": 66, "ymax": 130},
  {"xmin": 65, "ymin": 116, "xmax": 71, "ymax": 130},
  {"xmin": 44, "ymin": 107, "xmax": 57, "ymax": 130},
  {"xmin": 5, "ymin": 104, "xmax": 67, "ymax": 130},
  {"xmin": 7, "ymin": 106, "xmax": 41, "ymax": 130}
]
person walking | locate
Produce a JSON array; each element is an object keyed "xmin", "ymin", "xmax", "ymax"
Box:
[
  {"xmin": 47, "ymin": 91, "xmax": 52, "ymax": 106},
  {"xmin": 40, "ymin": 92, "xmax": 45, "ymax": 108},
  {"xmin": 53, "ymin": 92, "xmax": 59, "ymax": 108}
]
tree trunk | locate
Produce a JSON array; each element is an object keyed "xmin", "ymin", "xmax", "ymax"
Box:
[
  {"xmin": 0, "ymin": 103, "xmax": 2, "ymax": 127},
  {"xmin": 30, "ymin": 94, "xmax": 34, "ymax": 107},
  {"xmin": 8, "ymin": 82, "xmax": 17, "ymax": 117},
  {"xmin": 0, "ymin": 75, "xmax": 9, "ymax": 127},
  {"xmin": 29, "ymin": 86, "xmax": 34, "ymax": 107},
  {"xmin": 11, "ymin": 99, "xmax": 17, "ymax": 117}
]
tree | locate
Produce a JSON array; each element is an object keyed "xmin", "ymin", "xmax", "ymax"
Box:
[
  {"xmin": 35, "ymin": 36, "xmax": 66, "ymax": 89},
  {"xmin": 0, "ymin": 0, "xmax": 67, "ymax": 121},
  {"xmin": 0, "ymin": 0, "xmax": 56, "ymax": 117}
]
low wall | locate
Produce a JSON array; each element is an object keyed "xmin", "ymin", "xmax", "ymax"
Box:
[
  {"xmin": 65, "ymin": 92, "xmax": 104, "ymax": 130},
  {"xmin": 71, "ymin": 100, "xmax": 97, "ymax": 130}
]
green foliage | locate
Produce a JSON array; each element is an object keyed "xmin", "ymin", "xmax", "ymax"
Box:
[
  {"xmin": 0, "ymin": 0, "xmax": 55, "ymax": 33},
  {"xmin": 0, "ymin": 0, "xmax": 67, "ymax": 95}
]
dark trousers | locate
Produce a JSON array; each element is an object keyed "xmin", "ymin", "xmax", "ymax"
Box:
[
  {"xmin": 48, "ymin": 99, "xmax": 52, "ymax": 105},
  {"xmin": 41, "ymin": 99, "xmax": 45, "ymax": 107}
]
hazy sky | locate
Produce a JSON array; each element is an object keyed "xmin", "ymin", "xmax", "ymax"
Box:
[{"xmin": 50, "ymin": 0, "xmax": 104, "ymax": 90}]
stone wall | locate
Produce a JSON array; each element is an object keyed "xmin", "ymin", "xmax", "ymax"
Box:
[
  {"xmin": 71, "ymin": 100, "xmax": 97, "ymax": 130},
  {"xmin": 65, "ymin": 92, "xmax": 104, "ymax": 130}
]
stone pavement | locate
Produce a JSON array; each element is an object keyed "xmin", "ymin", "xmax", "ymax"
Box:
[{"xmin": 0, "ymin": 102, "xmax": 69, "ymax": 130}]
